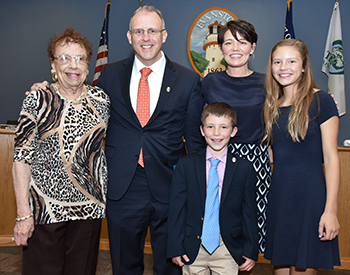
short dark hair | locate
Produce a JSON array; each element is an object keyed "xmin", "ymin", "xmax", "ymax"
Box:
[
  {"xmin": 201, "ymin": 102, "xmax": 237, "ymax": 128},
  {"xmin": 218, "ymin": 19, "xmax": 258, "ymax": 46},
  {"xmin": 47, "ymin": 28, "xmax": 93, "ymax": 65}
]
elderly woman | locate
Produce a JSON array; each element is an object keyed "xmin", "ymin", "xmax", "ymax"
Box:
[{"xmin": 12, "ymin": 28, "xmax": 110, "ymax": 275}]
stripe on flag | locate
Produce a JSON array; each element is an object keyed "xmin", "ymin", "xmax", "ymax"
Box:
[
  {"xmin": 322, "ymin": 1, "xmax": 346, "ymax": 116},
  {"xmin": 93, "ymin": 1, "xmax": 111, "ymax": 86},
  {"xmin": 284, "ymin": 0, "xmax": 295, "ymax": 39}
]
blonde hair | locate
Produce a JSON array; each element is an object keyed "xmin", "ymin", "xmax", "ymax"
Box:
[
  {"xmin": 129, "ymin": 5, "xmax": 165, "ymax": 30},
  {"xmin": 263, "ymin": 39, "xmax": 318, "ymax": 145}
]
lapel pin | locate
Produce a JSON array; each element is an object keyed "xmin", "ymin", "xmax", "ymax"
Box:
[
  {"xmin": 232, "ymin": 157, "xmax": 236, "ymax": 163},
  {"xmin": 166, "ymin": 87, "xmax": 171, "ymax": 93}
]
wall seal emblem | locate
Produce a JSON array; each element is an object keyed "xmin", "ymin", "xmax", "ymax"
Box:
[{"xmin": 187, "ymin": 7, "xmax": 238, "ymax": 78}]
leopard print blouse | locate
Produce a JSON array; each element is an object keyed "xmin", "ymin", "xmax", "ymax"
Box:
[{"xmin": 14, "ymin": 84, "xmax": 110, "ymax": 225}]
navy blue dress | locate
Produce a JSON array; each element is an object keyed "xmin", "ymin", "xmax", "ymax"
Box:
[
  {"xmin": 264, "ymin": 91, "xmax": 340, "ymax": 269},
  {"xmin": 202, "ymin": 71, "xmax": 269, "ymax": 253}
]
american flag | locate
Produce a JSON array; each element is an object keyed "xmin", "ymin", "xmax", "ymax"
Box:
[
  {"xmin": 93, "ymin": 1, "xmax": 111, "ymax": 86},
  {"xmin": 284, "ymin": 0, "xmax": 295, "ymax": 39}
]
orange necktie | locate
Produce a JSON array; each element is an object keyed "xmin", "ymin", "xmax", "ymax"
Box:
[{"xmin": 136, "ymin": 67, "xmax": 152, "ymax": 167}]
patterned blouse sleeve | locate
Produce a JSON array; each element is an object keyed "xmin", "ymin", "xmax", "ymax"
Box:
[{"xmin": 13, "ymin": 91, "xmax": 40, "ymax": 164}]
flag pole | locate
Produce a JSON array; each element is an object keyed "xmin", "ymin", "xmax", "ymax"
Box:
[
  {"xmin": 139, "ymin": 0, "xmax": 142, "ymax": 8},
  {"xmin": 92, "ymin": 0, "xmax": 111, "ymax": 86},
  {"xmin": 105, "ymin": 1, "xmax": 111, "ymax": 46},
  {"xmin": 284, "ymin": 0, "xmax": 295, "ymax": 39}
]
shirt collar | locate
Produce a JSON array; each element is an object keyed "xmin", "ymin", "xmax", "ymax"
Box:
[
  {"xmin": 206, "ymin": 146, "xmax": 227, "ymax": 164},
  {"xmin": 134, "ymin": 51, "xmax": 166, "ymax": 78}
]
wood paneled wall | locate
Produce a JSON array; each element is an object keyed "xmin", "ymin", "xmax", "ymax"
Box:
[
  {"xmin": 0, "ymin": 129, "xmax": 17, "ymax": 246},
  {"xmin": 1, "ymin": 130, "xmax": 349, "ymax": 269},
  {"xmin": 336, "ymin": 147, "xmax": 350, "ymax": 269}
]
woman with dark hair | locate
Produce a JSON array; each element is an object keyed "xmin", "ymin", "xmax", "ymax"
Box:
[
  {"xmin": 12, "ymin": 28, "xmax": 110, "ymax": 275},
  {"xmin": 263, "ymin": 39, "xmax": 340, "ymax": 274},
  {"xmin": 202, "ymin": 19, "xmax": 269, "ymax": 259}
]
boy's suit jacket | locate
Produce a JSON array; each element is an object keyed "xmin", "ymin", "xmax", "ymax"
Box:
[{"xmin": 167, "ymin": 148, "xmax": 258, "ymax": 265}]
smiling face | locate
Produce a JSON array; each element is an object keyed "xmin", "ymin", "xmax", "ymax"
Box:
[
  {"xmin": 271, "ymin": 45, "xmax": 305, "ymax": 93},
  {"xmin": 51, "ymin": 42, "xmax": 88, "ymax": 92},
  {"xmin": 200, "ymin": 114, "xmax": 238, "ymax": 157},
  {"xmin": 220, "ymin": 30, "xmax": 256, "ymax": 73},
  {"xmin": 127, "ymin": 11, "xmax": 168, "ymax": 66}
]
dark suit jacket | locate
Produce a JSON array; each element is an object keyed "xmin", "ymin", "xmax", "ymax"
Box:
[
  {"xmin": 167, "ymin": 148, "xmax": 258, "ymax": 265},
  {"xmin": 96, "ymin": 56, "xmax": 204, "ymax": 203}
]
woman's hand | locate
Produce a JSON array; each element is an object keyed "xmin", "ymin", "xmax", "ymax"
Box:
[
  {"xmin": 13, "ymin": 218, "xmax": 34, "ymax": 246},
  {"xmin": 12, "ymin": 162, "xmax": 34, "ymax": 246},
  {"xmin": 239, "ymin": 256, "xmax": 255, "ymax": 272},
  {"xmin": 331, "ymin": 94, "xmax": 340, "ymax": 111},
  {"xmin": 319, "ymin": 116, "xmax": 340, "ymax": 241},
  {"xmin": 319, "ymin": 211, "xmax": 340, "ymax": 241}
]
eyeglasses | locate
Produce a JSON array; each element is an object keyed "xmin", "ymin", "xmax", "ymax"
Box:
[
  {"xmin": 129, "ymin": 28, "xmax": 165, "ymax": 36},
  {"xmin": 54, "ymin": 54, "xmax": 88, "ymax": 65}
]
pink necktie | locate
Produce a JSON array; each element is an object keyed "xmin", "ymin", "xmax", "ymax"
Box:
[{"xmin": 136, "ymin": 67, "xmax": 152, "ymax": 167}]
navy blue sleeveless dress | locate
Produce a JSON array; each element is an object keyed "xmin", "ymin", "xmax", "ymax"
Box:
[
  {"xmin": 202, "ymin": 71, "xmax": 269, "ymax": 253},
  {"xmin": 264, "ymin": 91, "xmax": 340, "ymax": 269}
]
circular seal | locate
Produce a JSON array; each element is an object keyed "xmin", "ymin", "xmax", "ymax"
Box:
[
  {"xmin": 329, "ymin": 40, "xmax": 344, "ymax": 75},
  {"xmin": 187, "ymin": 7, "xmax": 238, "ymax": 78}
]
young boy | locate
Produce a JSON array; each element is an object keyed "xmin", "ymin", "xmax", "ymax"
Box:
[{"xmin": 167, "ymin": 102, "xmax": 258, "ymax": 274}]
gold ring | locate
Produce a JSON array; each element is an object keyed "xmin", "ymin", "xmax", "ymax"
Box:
[{"xmin": 12, "ymin": 237, "xmax": 15, "ymax": 242}]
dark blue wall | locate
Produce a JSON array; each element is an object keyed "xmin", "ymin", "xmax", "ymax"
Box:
[{"xmin": 1, "ymin": 0, "xmax": 349, "ymax": 144}]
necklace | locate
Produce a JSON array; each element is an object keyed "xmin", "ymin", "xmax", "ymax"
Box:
[{"xmin": 53, "ymin": 83, "xmax": 85, "ymax": 105}]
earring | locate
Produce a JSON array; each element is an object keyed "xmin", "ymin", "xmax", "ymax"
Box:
[
  {"xmin": 51, "ymin": 69, "xmax": 58, "ymax": 82},
  {"xmin": 249, "ymin": 53, "xmax": 255, "ymax": 60},
  {"xmin": 85, "ymin": 70, "xmax": 89, "ymax": 82}
]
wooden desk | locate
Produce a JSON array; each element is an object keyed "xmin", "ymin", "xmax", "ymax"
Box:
[{"xmin": 1, "ymin": 129, "xmax": 349, "ymax": 269}]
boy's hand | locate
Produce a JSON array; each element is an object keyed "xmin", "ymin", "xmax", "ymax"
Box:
[
  {"xmin": 239, "ymin": 256, "xmax": 255, "ymax": 272},
  {"xmin": 26, "ymin": 81, "xmax": 49, "ymax": 96},
  {"xmin": 172, "ymin": 254, "xmax": 190, "ymax": 267}
]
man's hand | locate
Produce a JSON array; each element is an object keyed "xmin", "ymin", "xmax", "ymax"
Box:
[
  {"xmin": 26, "ymin": 81, "xmax": 49, "ymax": 96},
  {"xmin": 172, "ymin": 254, "xmax": 190, "ymax": 267}
]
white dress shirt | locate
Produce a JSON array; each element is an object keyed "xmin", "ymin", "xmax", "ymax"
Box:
[{"xmin": 130, "ymin": 51, "xmax": 166, "ymax": 117}]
